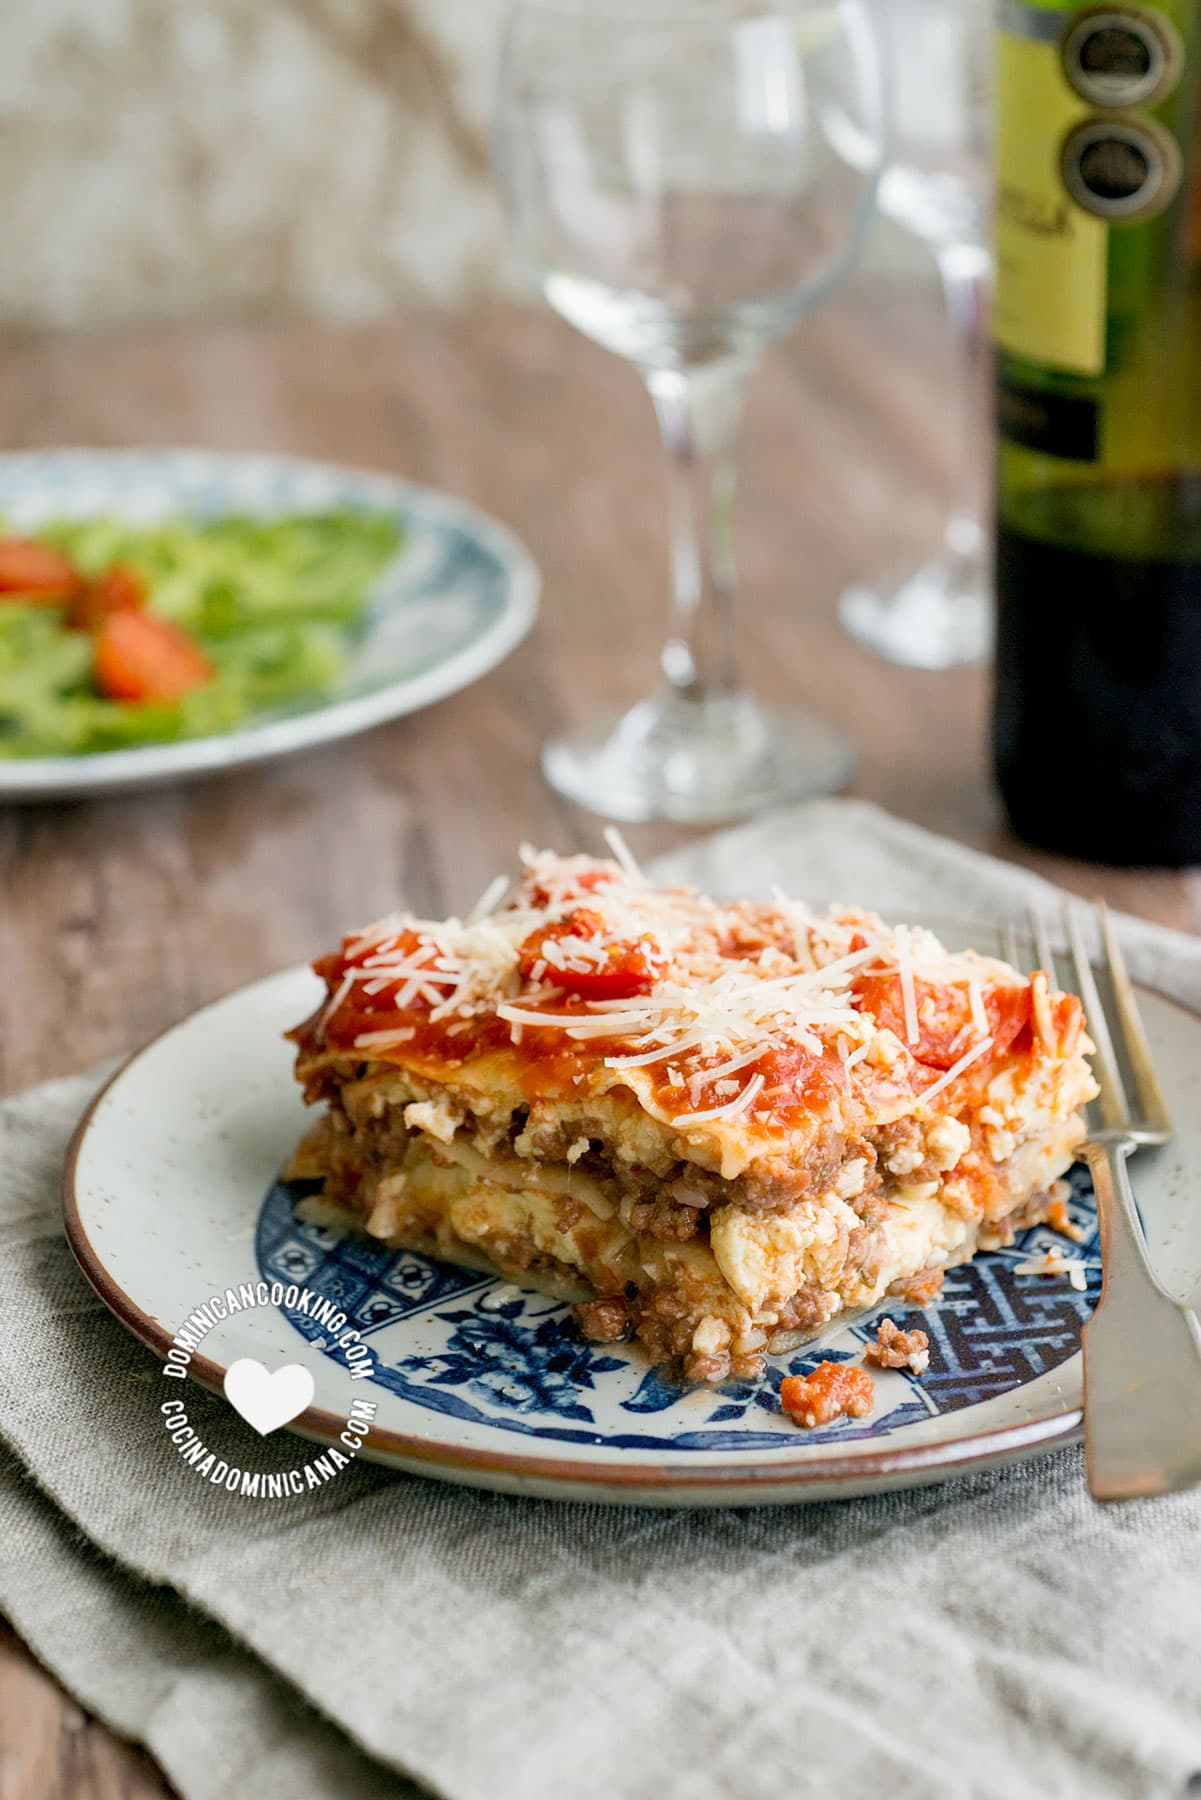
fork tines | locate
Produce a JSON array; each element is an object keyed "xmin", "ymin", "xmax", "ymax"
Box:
[{"xmin": 1005, "ymin": 898, "xmax": 1172, "ymax": 1146}]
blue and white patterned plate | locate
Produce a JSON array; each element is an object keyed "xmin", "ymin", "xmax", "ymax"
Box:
[
  {"xmin": 63, "ymin": 956, "xmax": 1201, "ymax": 1506},
  {"xmin": 0, "ymin": 449, "xmax": 538, "ymax": 799}
]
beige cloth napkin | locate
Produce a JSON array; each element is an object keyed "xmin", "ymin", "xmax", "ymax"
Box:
[{"xmin": 3, "ymin": 800, "xmax": 1201, "ymax": 1800}]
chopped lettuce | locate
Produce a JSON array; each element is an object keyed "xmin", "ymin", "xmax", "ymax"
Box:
[{"xmin": 0, "ymin": 509, "xmax": 403, "ymax": 759}]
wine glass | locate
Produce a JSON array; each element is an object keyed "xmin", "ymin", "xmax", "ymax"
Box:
[
  {"xmin": 496, "ymin": 0, "xmax": 887, "ymax": 824},
  {"xmin": 838, "ymin": 0, "xmax": 993, "ymax": 669}
]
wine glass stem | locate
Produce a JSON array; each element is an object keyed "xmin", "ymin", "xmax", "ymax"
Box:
[
  {"xmin": 645, "ymin": 361, "xmax": 750, "ymax": 705},
  {"xmin": 933, "ymin": 236, "xmax": 992, "ymax": 561}
]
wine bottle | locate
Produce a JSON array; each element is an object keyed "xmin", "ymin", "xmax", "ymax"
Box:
[{"xmin": 992, "ymin": 0, "xmax": 1201, "ymax": 865}]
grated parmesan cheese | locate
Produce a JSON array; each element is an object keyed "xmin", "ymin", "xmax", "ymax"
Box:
[
  {"xmin": 1014, "ymin": 1250, "xmax": 1091, "ymax": 1291},
  {"xmin": 602, "ymin": 825, "xmax": 645, "ymax": 883},
  {"xmin": 466, "ymin": 873, "xmax": 510, "ymax": 924},
  {"xmin": 912, "ymin": 1035, "xmax": 993, "ymax": 1111},
  {"xmin": 318, "ymin": 971, "xmax": 356, "ymax": 1040},
  {"xmin": 895, "ymin": 923, "xmax": 919, "ymax": 1046},
  {"xmin": 968, "ymin": 977, "xmax": 989, "ymax": 1041}
]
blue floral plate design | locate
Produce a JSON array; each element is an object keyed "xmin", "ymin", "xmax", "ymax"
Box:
[
  {"xmin": 0, "ymin": 448, "xmax": 538, "ymax": 800},
  {"xmin": 62, "ymin": 952, "xmax": 1201, "ymax": 1506}
]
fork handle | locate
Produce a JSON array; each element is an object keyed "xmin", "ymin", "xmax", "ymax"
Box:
[{"xmin": 1082, "ymin": 1140, "xmax": 1201, "ymax": 1501}]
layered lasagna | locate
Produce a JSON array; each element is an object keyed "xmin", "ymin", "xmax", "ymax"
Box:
[{"xmin": 287, "ymin": 844, "xmax": 1097, "ymax": 1385}]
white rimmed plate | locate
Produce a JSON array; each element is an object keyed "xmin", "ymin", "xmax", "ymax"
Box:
[
  {"xmin": 0, "ymin": 448, "xmax": 539, "ymax": 800},
  {"xmin": 61, "ymin": 947, "xmax": 1201, "ymax": 1506}
]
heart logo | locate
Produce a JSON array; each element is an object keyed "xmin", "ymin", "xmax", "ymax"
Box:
[{"xmin": 223, "ymin": 1358, "xmax": 315, "ymax": 1436}]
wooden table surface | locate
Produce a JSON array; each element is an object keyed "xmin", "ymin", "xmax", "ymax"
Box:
[{"xmin": 0, "ymin": 295, "xmax": 1196, "ymax": 1798}]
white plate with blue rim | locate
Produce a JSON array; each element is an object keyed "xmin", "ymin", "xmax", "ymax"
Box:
[
  {"xmin": 0, "ymin": 448, "xmax": 538, "ymax": 800},
  {"xmin": 61, "ymin": 924, "xmax": 1201, "ymax": 1507}
]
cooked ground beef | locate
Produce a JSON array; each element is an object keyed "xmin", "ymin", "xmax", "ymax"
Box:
[
  {"xmin": 772, "ymin": 1282, "xmax": 841, "ymax": 1335},
  {"xmin": 576, "ymin": 1297, "xmax": 632, "ymax": 1343},
  {"xmin": 579, "ymin": 1293, "xmax": 764, "ymax": 1385},
  {"xmin": 864, "ymin": 1317, "xmax": 930, "ymax": 1374},
  {"xmin": 892, "ymin": 1265, "xmax": 945, "ymax": 1305},
  {"xmin": 682, "ymin": 1348, "xmax": 766, "ymax": 1385},
  {"xmin": 621, "ymin": 1193, "xmax": 702, "ymax": 1242},
  {"xmin": 730, "ymin": 1352, "xmax": 766, "ymax": 1382},
  {"xmin": 983, "ymin": 1189, "xmax": 1062, "ymax": 1245},
  {"xmin": 601, "ymin": 1126, "xmax": 871, "ymax": 1216},
  {"xmin": 553, "ymin": 1194, "xmax": 587, "ymax": 1230},
  {"xmin": 869, "ymin": 1116, "xmax": 963, "ymax": 1186},
  {"xmin": 872, "ymin": 1116, "xmax": 925, "ymax": 1174},
  {"xmin": 621, "ymin": 1285, "xmax": 700, "ymax": 1368},
  {"xmin": 513, "ymin": 1113, "xmax": 576, "ymax": 1160},
  {"xmin": 683, "ymin": 1349, "xmax": 731, "ymax": 1384},
  {"xmin": 847, "ymin": 1156, "xmax": 889, "ymax": 1228}
]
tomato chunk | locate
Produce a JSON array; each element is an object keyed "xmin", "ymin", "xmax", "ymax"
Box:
[
  {"xmin": 985, "ymin": 984, "xmax": 1035, "ymax": 1056},
  {"xmin": 852, "ymin": 972, "xmax": 1031, "ymax": 1070},
  {"xmin": 524, "ymin": 866, "xmax": 617, "ymax": 909},
  {"xmin": 780, "ymin": 1361, "xmax": 875, "ymax": 1429},
  {"xmin": 0, "ymin": 535, "xmax": 80, "ymax": 601},
  {"xmin": 518, "ymin": 906, "xmax": 661, "ymax": 1001},
  {"xmin": 69, "ymin": 562, "xmax": 145, "ymax": 631},
  {"xmin": 93, "ymin": 611, "xmax": 212, "ymax": 703}
]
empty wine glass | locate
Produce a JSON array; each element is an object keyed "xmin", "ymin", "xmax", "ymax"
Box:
[
  {"xmin": 838, "ymin": 0, "xmax": 993, "ymax": 669},
  {"xmin": 496, "ymin": 0, "xmax": 887, "ymax": 823}
]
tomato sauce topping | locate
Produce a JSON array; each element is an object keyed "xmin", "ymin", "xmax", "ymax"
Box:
[
  {"xmin": 851, "ymin": 972, "xmax": 1032, "ymax": 1071},
  {"xmin": 644, "ymin": 1036, "xmax": 848, "ymax": 1127},
  {"xmin": 517, "ymin": 907, "xmax": 662, "ymax": 1002},
  {"xmin": 300, "ymin": 888, "xmax": 1063, "ymax": 1130},
  {"xmin": 306, "ymin": 918, "xmax": 656, "ymax": 1092},
  {"xmin": 305, "ymin": 906, "xmax": 875, "ymax": 1124}
]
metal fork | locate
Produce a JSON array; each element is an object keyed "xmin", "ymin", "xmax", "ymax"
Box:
[{"xmin": 1008, "ymin": 902, "xmax": 1201, "ymax": 1500}]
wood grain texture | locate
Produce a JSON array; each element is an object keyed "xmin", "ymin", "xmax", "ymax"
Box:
[
  {"xmin": 0, "ymin": 1622, "xmax": 171, "ymax": 1799},
  {"xmin": 0, "ymin": 297, "xmax": 1194, "ymax": 1795}
]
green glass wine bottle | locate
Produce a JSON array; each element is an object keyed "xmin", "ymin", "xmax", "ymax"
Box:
[{"xmin": 993, "ymin": 0, "xmax": 1201, "ymax": 864}]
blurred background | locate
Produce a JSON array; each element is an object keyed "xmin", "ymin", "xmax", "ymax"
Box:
[
  {"xmin": 2, "ymin": 0, "xmax": 985, "ymax": 329},
  {"xmin": 3, "ymin": 1, "xmax": 514, "ymax": 325}
]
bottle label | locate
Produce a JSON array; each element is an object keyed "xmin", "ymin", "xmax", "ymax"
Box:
[
  {"xmin": 997, "ymin": 371, "xmax": 1101, "ymax": 460},
  {"xmin": 994, "ymin": 2, "xmax": 1109, "ymax": 376}
]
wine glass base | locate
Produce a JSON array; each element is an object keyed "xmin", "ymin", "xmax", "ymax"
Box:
[
  {"xmin": 839, "ymin": 550, "xmax": 991, "ymax": 670},
  {"xmin": 541, "ymin": 692, "xmax": 855, "ymax": 824}
]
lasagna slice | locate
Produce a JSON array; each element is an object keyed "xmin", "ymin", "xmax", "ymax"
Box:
[{"xmin": 287, "ymin": 845, "xmax": 1097, "ymax": 1385}]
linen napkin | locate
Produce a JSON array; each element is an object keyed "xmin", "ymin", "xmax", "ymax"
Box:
[{"xmin": 3, "ymin": 799, "xmax": 1201, "ymax": 1800}]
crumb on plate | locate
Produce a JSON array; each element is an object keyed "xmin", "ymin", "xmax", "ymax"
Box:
[
  {"xmin": 864, "ymin": 1316, "xmax": 930, "ymax": 1375},
  {"xmin": 780, "ymin": 1361, "xmax": 875, "ymax": 1430}
]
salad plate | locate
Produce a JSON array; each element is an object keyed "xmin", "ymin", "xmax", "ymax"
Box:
[
  {"xmin": 62, "ymin": 929, "xmax": 1201, "ymax": 1507},
  {"xmin": 0, "ymin": 448, "xmax": 538, "ymax": 800}
]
